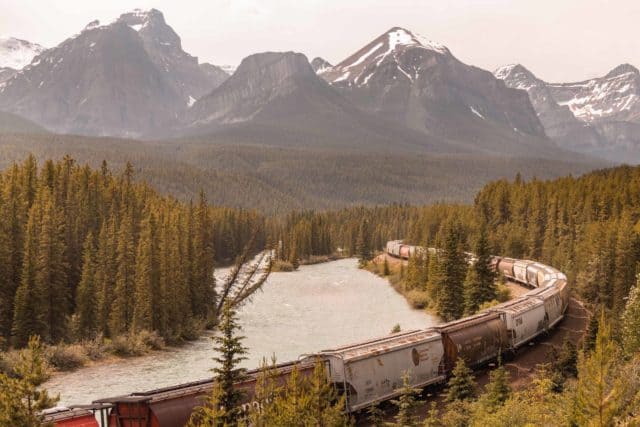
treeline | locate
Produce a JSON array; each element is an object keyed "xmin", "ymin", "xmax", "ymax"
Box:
[
  {"xmin": 271, "ymin": 204, "xmax": 476, "ymax": 263},
  {"xmin": 476, "ymin": 168, "xmax": 640, "ymax": 317},
  {"xmin": 0, "ymin": 156, "xmax": 263, "ymax": 348}
]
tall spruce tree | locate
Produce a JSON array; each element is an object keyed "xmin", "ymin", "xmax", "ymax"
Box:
[
  {"xmin": 621, "ymin": 276, "xmax": 640, "ymax": 356},
  {"xmin": 11, "ymin": 202, "xmax": 40, "ymax": 347},
  {"xmin": 75, "ymin": 232, "xmax": 98, "ymax": 339},
  {"xmin": 132, "ymin": 215, "xmax": 155, "ymax": 332},
  {"xmin": 34, "ymin": 189, "xmax": 69, "ymax": 343},
  {"xmin": 356, "ymin": 219, "xmax": 371, "ymax": 267},
  {"xmin": 109, "ymin": 212, "xmax": 136, "ymax": 336},
  {"xmin": 207, "ymin": 302, "xmax": 248, "ymax": 425},
  {"xmin": 436, "ymin": 219, "xmax": 468, "ymax": 321},
  {"xmin": 464, "ymin": 225, "xmax": 497, "ymax": 314},
  {"xmin": 574, "ymin": 312, "xmax": 628, "ymax": 426}
]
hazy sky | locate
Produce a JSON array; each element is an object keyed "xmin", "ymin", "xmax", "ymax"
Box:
[{"xmin": 1, "ymin": 0, "xmax": 639, "ymax": 82}]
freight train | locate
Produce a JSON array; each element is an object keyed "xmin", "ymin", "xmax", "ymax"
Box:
[{"xmin": 46, "ymin": 241, "xmax": 569, "ymax": 427}]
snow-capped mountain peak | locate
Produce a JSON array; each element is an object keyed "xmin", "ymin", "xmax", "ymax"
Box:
[
  {"xmin": 0, "ymin": 37, "xmax": 45, "ymax": 70},
  {"xmin": 321, "ymin": 26, "xmax": 450, "ymax": 87},
  {"xmin": 385, "ymin": 27, "xmax": 449, "ymax": 55}
]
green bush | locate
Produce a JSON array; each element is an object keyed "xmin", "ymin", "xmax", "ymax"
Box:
[
  {"xmin": 406, "ymin": 290, "xmax": 431, "ymax": 309},
  {"xmin": 48, "ymin": 344, "xmax": 88, "ymax": 371}
]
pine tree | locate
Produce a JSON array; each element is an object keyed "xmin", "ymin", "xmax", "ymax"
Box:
[
  {"xmin": 482, "ymin": 362, "xmax": 511, "ymax": 412},
  {"xmin": 391, "ymin": 371, "xmax": 421, "ymax": 427},
  {"xmin": 289, "ymin": 239, "xmax": 299, "ymax": 270},
  {"xmin": 209, "ymin": 302, "xmax": 248, "ymax": 425},
  {"xmin": 583, "ymin": 308, "xmax": 600, "ymax": 353},
  {"xmin": 446, "ymin": 358, "xmax": 476, "ymax": 402},
  {"xmin": 356, "ymin": 219, "xmax": 371, "ymax": 267},
  {"xmin": 0, "ymin": 336, "xmax": 58, "ymax": 426},
  {"xmin": 464, "ymin": 225, "xmax": 496, "ymax": 314},
  {"xmin": 306, "ymin": 360, "xmax": 346, "ymax": 426},
  {"xmin": 75, "ymin": 232, "xmax": 98, "ymax": 339},
  {"xmin": 11, "ymin": 203, "xmax": 40, "ymax": 348},
  {"xmin": 95, "ymin": 215, "xmax": 117, "ymax": 336},
  {"xmin": 621, "ymin": 276, "xmax": 640, "ymax": 356},
  {"xmin": 367, "ymin": 404, "xmax": 385, "ymax": 427},
  {"xmin": 109, "ymin": 212, "xmax": 136, "ymax": 336},
  {"xmin": 191, "ymin": 191, "xmax": 216, "ymax": 323},
  {"xmin": 132, "ymin": 215, "xmax": 155, "ymax": 332},
  {"xmin": 612, "ymin": 212, "xmax": 638, "ymax": 314},
  {"xmin": 436, "ymin": 219, "xmax": 467, "ymax": 321},
  {"xmin": 574, "ymin": 312, "xmax": 628, "ymax": 426},
  {"xmin": 33, "ymin": 190, "xmax": 69, "ymax": 343},
  {"xmin": 422, "ymin": 402, "xmax": 441, "ymax": 427}
]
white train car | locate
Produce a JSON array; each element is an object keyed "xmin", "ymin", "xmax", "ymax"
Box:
[
  {"xmin": 526, "ymin": 284, "xmax": 564, "ymax": 329},
  {"xmin": 490, "ymin": 297, "xmax": 547, "ymax": 349},
  {"xmin": 312, "ymin": 329, "xmax": 445, "ymax": 412},
  {"xmin": 512, "ymin": 260, "xmax": 533, "ymax": 284},
  {"xmin": 386, "ymin": 240, "xmax": 403, "ymax": 257}
]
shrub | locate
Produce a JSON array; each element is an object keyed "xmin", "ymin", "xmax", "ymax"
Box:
[
  {"xmin": 406, "ymin": 290, "xmax": 431, "ymax": 309},
  {"xmin": 81, "ymin": 334, "xmax": 108, "ymax": 361},
  {"xmin": 48, "ymin": 344, "xmax": 88, "ymax": 371},
  {"xmin": 138, "ymin": 330, "xmax": 165, "ymax": 350},
  {"xmin": 496, "ymin": 284, "xmax": 511, "ymax": 302},
  {"xmin": 272, "ymin": 260, "xmax": 294, "ymax": 272}
]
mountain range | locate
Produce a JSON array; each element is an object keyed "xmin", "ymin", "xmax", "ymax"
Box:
[
  {"xmin": 495, "ymin": 63, "xmax": 640, "ymax": 162},
  {"xmin": 0, "ymin": 9, "xmax": 601, "ymax": 161},
  {"xmin": 0, "ymin": 7, "xmax": 629, "ymax": 211}
]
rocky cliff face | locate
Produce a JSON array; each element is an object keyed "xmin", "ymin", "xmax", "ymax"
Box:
[
  {"xmin": 496, "ymin": 63, "xmax": 640, "ymax": 161},
  {"xmin": 0, "ymin": 9, "xmax": 227, "ymax": 137}
]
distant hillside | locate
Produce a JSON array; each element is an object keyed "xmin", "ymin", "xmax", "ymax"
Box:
[
  {"xmin": 0, "ymin": 132, "xmax": 607, "ymax": 213},
  {"xmin": 0, "ymin": 111, "xmax": 47, "ymax": 134}
]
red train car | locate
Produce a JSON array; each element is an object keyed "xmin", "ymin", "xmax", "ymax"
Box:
[
  {"xmin": 91, "ymin": 361, "xmax": 315, "ymax": 427},
  {"xmin": 43, "ymin": 407, "xmax": 98, "ymax": 427}
]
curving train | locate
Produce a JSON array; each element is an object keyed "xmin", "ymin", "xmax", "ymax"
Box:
[{"xmin": 46, "ymin": 240, "xmax": 569, "ymax": 427}]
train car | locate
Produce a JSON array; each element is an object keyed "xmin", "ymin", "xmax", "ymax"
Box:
[
  {"xmin": 555, "ymin": 278, "xmax": 570, "ymax": 312},
  {"xmin": 497, "ymin": 258, "xmax": 515, "ymax": 278},
  {"xmin": 512, "ymin": 260, "xmax": 533, "ymax": 284},
  {"xmin": 526, "ymin": 285, "xmax": 564, "ymax": 329},
  {"xmin": 435, "ymin": 312, "xmax": 508, "ymax": 371},
  {"xmin": 399, "ymin": 245, "xmax": 411, "ymax": 259},
  {"xmin": 489, "ymin": 256, "xmax": 501, "ymax": 272},
  {"xmin": 524, "ymin": 263, "xmax": 544, "ymax": 287},
  {"xmin": 490, "ymin": 298, "xmax": 547, "ymax": 348},
  {"xmin": 386, "ymin": 240, "xmax": 402, "ymax": 257},
  {"xmin": 43, "ymin": 407, "xmax": 99, "ymax": 427},
  {"xmin": 312, "ymin": 329, "xmax": 445, "ymax": 412},
  {"xmin": 94, "ymin": 361, "xmax": 315, "ymax": 427}
]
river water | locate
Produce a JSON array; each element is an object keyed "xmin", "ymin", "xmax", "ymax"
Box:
[{"xmin": 44, "ymin": 258, "xmax": 438, "ymax": 406}]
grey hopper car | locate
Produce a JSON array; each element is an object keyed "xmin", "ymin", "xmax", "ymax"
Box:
[
  {"xmin": 489, "ymin": 297, "xmax": 547, "ymax": 348},
  {"xmin": 512, "ymin": 260, "xmax": 534, "ymax": 284},
  {"xmin": 525, "ymin": 284, "xmax": 564, "ymax": 329},
  {"xmin": 312, "ymin": 329, "xmax": 445, "ymax": 412}
]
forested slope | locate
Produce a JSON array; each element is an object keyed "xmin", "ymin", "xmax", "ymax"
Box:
[{"xmin": 0, "ymin": 132, "xmax": 606, "ymax": 213}]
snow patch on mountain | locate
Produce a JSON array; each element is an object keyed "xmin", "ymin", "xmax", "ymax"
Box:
[{"xmin": 0, "ymin": 37, "xmax": 45, "ymax": 69}]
